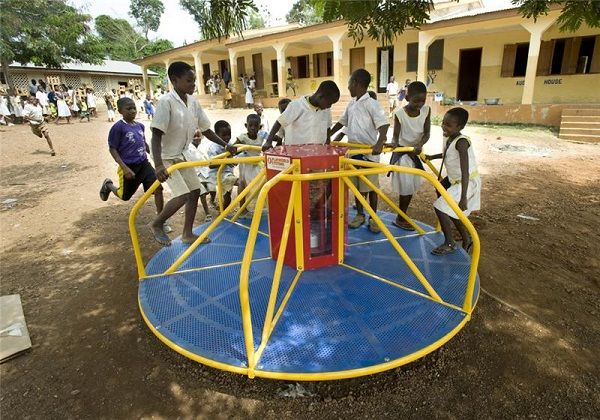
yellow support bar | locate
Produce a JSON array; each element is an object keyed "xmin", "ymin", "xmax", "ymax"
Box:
[
  {"xmin": 231, "ymin": 169, "xmax": 268, "ymax": 222},
  {"xmin": 338, "ymin": 155, "xmax": 346, "ymax": 263},
  {"xmin": 164, "ymin": 165, "xmax": 267, "ymax": 275},
  {"xmin": 238, "ymin": 163, "xmax": 298, "ymax": 377},
  {"xmin": 260, "ymin": 181, "xmax": 299, "ymax": 347},
  {"xmin": 343, "ymin": 177, "xmax": 443, "ymax": 303},
  {"xmin": 346, "ymin": 162, "xmax": 425, "ymax": 235},
  {"xmin": 292, "ymin": 159, "xmax": 305, "ymax": 271}
]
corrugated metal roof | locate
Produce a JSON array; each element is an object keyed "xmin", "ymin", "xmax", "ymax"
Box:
[
  {"xmin": 429, "ymin": 0, "xmax": 517, "ymax": 22},
  {"xmin": 9, "ymin": 59, "xmax": 157, "ymax": 76}
]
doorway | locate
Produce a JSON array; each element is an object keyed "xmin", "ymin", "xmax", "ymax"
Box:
[
  {"xmin": 350, "ymin": 47, "xmax": 365, "ymax": 73},
  {"xmin": 237, "ymin": 56, "xmax": 246, "ymax": 78},
  {"xmin": 252, "ymin": 53, "xmax": 264, "ymax": 90},
  {"xmin": 202, "ymin": 63, "xmax": 210, "ymax": 93},
  {"xmin": 376, "ymin": 47, "xmax": 394, "ymax": 93},
  {"xmin": 457, "ymin": 48, "xmax": 482, "ymax": 101},
  {"xmin": 218, "ymin": 59, "xmax": 229, "ymax": 77}
]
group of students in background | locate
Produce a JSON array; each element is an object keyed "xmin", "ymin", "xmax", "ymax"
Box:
[{"xmin": 99, "ymin": 60, "xmax": 481, "ymax": 256}]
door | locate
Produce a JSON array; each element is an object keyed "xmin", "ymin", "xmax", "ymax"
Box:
[
  {"xmin": 237, "ymin": 56, "xmax": 246, "ymax": 78},
  {"xmin": 457, "ymin": 48, "xmax": 482, "ymax": 101},
  {"xmin": 377, "ymin": 47, "xmax": 394, "ymax": 93},
  {"xmin": 350, "ymin": 47, "xmax": 365, "ymax": 73},
  {"xmin": 202, "ymin": 63, "xmax": 210, "ymax": 93},
  {"xmin": 252, "ymin": 53, "xmax": 264, "ymax": 90},
  {"xmin": 218, "ymin": 59, "xmax": 229, "ymax": 77},
  {"xmin": 270, "ymin": 59, "xmax": 279, "ymax": 96}
]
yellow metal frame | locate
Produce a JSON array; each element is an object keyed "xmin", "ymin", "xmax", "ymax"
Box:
[{"xmin": 129, "ymin": 145, "xmax": 481, "ymax": 381}]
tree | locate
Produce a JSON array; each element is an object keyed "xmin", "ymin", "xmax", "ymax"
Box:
[
  {"xmin": 247, "ymin": 9, "xmax": 265, "ymax": 29},
  {"xmin": 286, "ymin": 0, "xmax": 323, "ymax": 26},
  {"xmin": 129, "ymin": 0, "xmax": 165, "ymax": 40},
  {"xmin": 179, "ymin": 0, "xmax": 258, "ymax": 40},
  {"xmin": 94, "ymin": 15, "xmax": 173, "ymax": 61},
  {"xmin": 513, "ymin": 0, "xmax": 600, "ymax": 32},
  {"xmin": 0, "ymin": 0, "xmax": 104, "ymax": 90}
]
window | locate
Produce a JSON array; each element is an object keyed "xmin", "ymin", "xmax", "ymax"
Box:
[
  {"xmin": 313, "ymin": 52, "xmax": 333, "ymax": 77},
  {"xmin": 550, "ymin": 39, "xmax": 566, "ymax": 74},
  {"xmin": 406, "ymin": 40, "xmax": 444, "ymax": 72},
  {"xmin": 513, "ymin": 43, "xmax": 529, "ymax": 77},
  {"xmin": 406, "ymin": 42, "xmax": 418, "ymax": 72},
  {"xmin": 427, "ymin": 39, "xmax": 444, "ymax": 70},
  {"xmin": 289, "ymin": 55, "xmax": 310, "ymax": 79},
  {"xmin": 578, "ymin": 36, "xmax": 596, "ymax": 73},
  {"xmin": 501, "ymin": 43, "xmax": 530, "ymax": 77},
  {"xmin": 537, "ymin": 35, "xmax": 600, "ymax": 76}
]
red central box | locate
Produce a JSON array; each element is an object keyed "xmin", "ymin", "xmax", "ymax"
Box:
[{"xmin": 265, "ymin": 144, "xmax": 348, "ymax": 270}]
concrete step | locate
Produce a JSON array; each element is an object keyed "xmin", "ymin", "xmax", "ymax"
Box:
[
  {"xmin": 561, "ymin": 108, "xmax": 600, "ymax": 117},
  {"xmin": 560, "ymin": 121, "xmax": 600, "ymax": 126},
  {"xmin": 559, "ymin": 127, "xmax": 600, "ymax": 136},
  {"xmin": 558, "ymin": 133, "xmax": 600, "ymax": 143}
]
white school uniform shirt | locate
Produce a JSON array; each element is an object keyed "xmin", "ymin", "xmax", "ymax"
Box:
[
  {"xmin": 22, "ymin": 103, "xmax": 44, "ymax": 124},
  {"xmin": 277, "ymin": 96, "xmax": 332, "ymax": 145},
  {"xmin": 386, "ymin": 81, "xmax": 399, "ymax": 96},
  {"xmin": 338, "ymin": 92, "xmax": 388, "ymax": 162},
  {"xmin": 183, "ymin": 143, "xmax": 210, "ymax": 178},
  {"xmin": 86, "ymin": 93, "xmax": 96, "ymax": 107},
  {"xmin": 151, "ymin": 91, "xmax": 212, "ymax": 160},
  {"xmin": 395, "ymin": 105, "xmax": 430, "ymax": 146},
  {"xmin": 35, "ymin": 91, "xmax": 48, "ymax": 106}
]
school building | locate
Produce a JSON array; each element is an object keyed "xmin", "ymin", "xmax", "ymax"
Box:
[
  {"xmin": 135, "ymin": 0, "xmax": 600, "ymax": 141},
  {"xmin": 3, "ymin": 60, "xmax": 157, "ymax": 98}
]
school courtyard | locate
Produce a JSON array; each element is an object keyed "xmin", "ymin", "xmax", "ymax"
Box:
[{"xmin": 0, "ymin": 108, "xmax": 598, "ymax": 417}]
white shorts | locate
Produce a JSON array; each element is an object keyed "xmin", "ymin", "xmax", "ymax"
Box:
[
  {"xmin": 107, "ymin": 110, "xmax": 115, "ymax": 119},
  {"xmin": 239, "ymin": 162, "xmax": 262, "ymax": 186},
  {"xmin": 207, "ymin": 173, "xmax": 237, "ymax": 194},
  {"xmin": 388, "ymin": 96, "xmax": 398, "ymax": 108},
  {"xmin": 434, "ymin": 177, "xmax": 481, "ymax": 219},
  {"xmin": 163, "ymin": 157, "xmax": 203, "ymax": 198},
  {"xmin": 391, "ymin": 154, "xmax": 424, "ymax": 196}
]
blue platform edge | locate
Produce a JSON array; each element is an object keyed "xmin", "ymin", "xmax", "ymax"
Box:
[{"xmin": 139, "ymin": 211, "xmax": 479, "ymax": 374}]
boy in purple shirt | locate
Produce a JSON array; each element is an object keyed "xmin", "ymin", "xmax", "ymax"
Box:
[{"xmin": 99, "ymin": 98, "xmax": 165, "ymax": 216}]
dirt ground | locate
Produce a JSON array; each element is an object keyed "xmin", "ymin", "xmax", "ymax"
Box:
[{"xmin": 0, "ymin": 108, "xmax": 599, "ymax": 419}]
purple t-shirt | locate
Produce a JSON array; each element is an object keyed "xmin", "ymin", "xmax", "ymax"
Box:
[{"xmin": 108, "ymin": 120, "xmax": 147, "ymax": 165}]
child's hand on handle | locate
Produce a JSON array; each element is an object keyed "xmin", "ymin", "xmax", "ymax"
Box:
[
  {"xmin": 226, "ymin": 144, "xmax": 237, "ymax": 155},
  {"xmin": 262, "ymin": 142, "xmax": 272, "ymax": 152},
  {"xmin": 155, "ymin": 165, "xmax": 169, "ymax": 182},
  {"xmin": 372, "ymin": 142, "xmax": 384, "ymax": 155},
  {"xmin": 412, "ymin": 145, "xmax": 422, "ymax": 156}
]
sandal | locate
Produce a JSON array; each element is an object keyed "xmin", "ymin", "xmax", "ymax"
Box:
[
  {"xmin": 99, "ymin": 178, "xmax": 112, "ymax": 201},
  {"xmin": 392, "ymin": 218, "xmax": 415, "ymax": 231},
  {"xmin": 149, "ymin": 224, "xmax": 171, "ymax": 247},
  {"xmin": 349, "ymin": 214, "xmax": 366, "ymax": 229},
  {"xmin": 431, "ymin": 243, "xmax": 456, "ymax": 255},
  {"xmin": 368, "ymin": 218, "xmax": 381, "ymax": 233}
]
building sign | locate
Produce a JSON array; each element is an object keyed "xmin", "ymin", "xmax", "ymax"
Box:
[
  {"xmin": 266, "ymin": 155, "xmax": 291, "ymax": 172},
  {"xmin": 543, "ymin": 78, "xmax": 562, "ymax": 85},
  {"xmin": 516, "ymin": 80, "xmax": 525, "ymax": 86}
]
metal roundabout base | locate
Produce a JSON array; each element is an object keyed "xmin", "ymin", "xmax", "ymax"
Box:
[{"xmin": 138, "ymin": 210, "xmax": 479, "ymax": 381}]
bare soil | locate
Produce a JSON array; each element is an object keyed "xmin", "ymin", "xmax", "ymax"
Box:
[{"xmin": 1, "ymin": 110, "xmax": 599, "ymax": 419}]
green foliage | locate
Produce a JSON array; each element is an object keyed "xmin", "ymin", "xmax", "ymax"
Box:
[
  {"xmin": 286, "ymin": 0, "xmax": 323, "ymax": 26},
  {"xmin": 513, "ymin": 0, "xmax": 600, "ymax": 32},
  {"xmin": 0, "ymin": 0, "xmax": 104, "ymax": 67},
  {"xmin": 129, "ymin": 0, "xmax": 165, "ymax": 40},
  {"xmin": 94, "ymin": 15, "xmax": 173, "ymax": 60},
  {"xmin": 315, "ymin": 0, "xmax": 434, "ymax": 46},
  {"xmin": 179, "ymin": 0, "xmax": 258, "ymax": 40},
  {"xmin": 247, "ymin": 8, "xmax": 265, "ymax": 29}
]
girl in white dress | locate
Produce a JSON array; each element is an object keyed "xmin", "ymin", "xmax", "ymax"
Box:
[
  {"xmin": 0, "ymin": 91, "xmax": 12, "ymax": 125},
  {"xmin": 9, "ymin": 89, "xmax": 23, "ymax": 122},
  {"xmin": 426, "ymin": 107, "xmax": 480, "ymax": 255},
  {"xmin": 390, "ymin": 81, "xmax": 430, "ymax": 230},
  {"xmin": 55, "ymin": 87, "xmax": 71, "ymax": 124}
]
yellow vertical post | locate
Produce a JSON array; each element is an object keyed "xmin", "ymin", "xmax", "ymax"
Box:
[
  {"xmin": 292, "ymin": 159, "xmax": 304, "ymax": 271},
  {"xmin": 338, "ymin": 155, "xmax": 346, "ymax": 263},
  {"xmin": 261, "ymin": 181, "xmax": 299, "ymax": 344}
]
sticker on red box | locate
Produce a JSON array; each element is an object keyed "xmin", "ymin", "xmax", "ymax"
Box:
[{"xmin": 266, "ymin": 155, "xmax": 291, "ymax": 172}]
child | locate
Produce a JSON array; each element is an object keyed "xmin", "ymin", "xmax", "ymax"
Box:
[
  {"xmin": 9, "ymin": 89, "xmax": 24, "ymax": 124},
  {"xmin": 55, "ymin": 88, "xmax": 71, "ymax": 124},
  {"xmin": 333, "ymin": 91, "xmax": 377, "ymax": 142},
  {"xmin": 22, "ymin": 96, "xmax": 56, "ymax": 156},
  {"xmin": 0, "ymin": 90, "xmax": 13, "ymax": 126},
  {"xmin": 150, "ymin": 61, "xmax": 236, "ymax": 246},
  {"xmin": 105, "ymin": 94, "xmax": 116, "ymax": 122},
  {"xmin": 223, "ymin": 84, "xmax": 232, "ymax": 109},
  {"xmin": 244, "ymin": 83, "xmax": 254, "ymax": 109},
  {"xmin": 35, "ymin": 86, "xmax": 49, "ymax": 116},
  {"xmin": 78, "ymin": 95, "xmax": 91, "ymax": 122},
  {"xmin": 183, "ymin": 131, "xmax": 213, "ymax": 221},
  {"xmin": 206, "ymin": 120, "xmax": 239, "ymax": 210},
  {"xmin": 263, "ymin": 80, "xmax": 340, "ymax": 150},
  {"xmin": 234, "ymin": 114, "xmax": 263, "ymax": 217},
  {"xmin": 427, "ymin": 107, "xmax": 480, "ymax": 255},
  {"xmin": 86, "ymin": 88, "xmax": 97, "ymax": 117},
  {"xmin": 272, "ymin": 98, "xmax": 291, "ymax": 146},
  {"xmin": 99, "ymin": 98, "xmax": 165, "ymax": 221},
  {"xmin": 253, "ymin": 102, "xmax": 269, "ymax": 140},
  {"xmin": 390, "ymin": 81, "xmax": 430, "ymax": 230},
  {"xmin": 143, "ymin": 94, "xmax": 155, "ymax": 120},
  {"xmin": 330, "ymin": 69, "xmax": 389, "ymax": 233}
]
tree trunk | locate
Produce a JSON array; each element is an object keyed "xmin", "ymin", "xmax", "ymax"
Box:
[{"xmin": 1, "ymin": 58, "xmax": 15, "ymax": 92}]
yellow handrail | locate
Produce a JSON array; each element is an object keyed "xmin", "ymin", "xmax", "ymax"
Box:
[
  {"xmin": 231, "ymin": 172, "xmax": 268, "ymax": 222},
  {"xmin": 238, "ymin": 163, "xmax": 298, "ymax": 377}
]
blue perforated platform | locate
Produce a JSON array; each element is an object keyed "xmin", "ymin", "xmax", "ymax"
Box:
[{"xmin": 139, "ymin": 211, "xmax": 479, "ymax": 379}]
